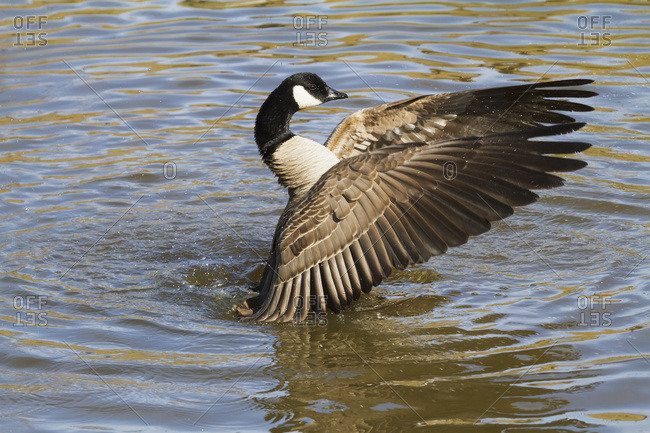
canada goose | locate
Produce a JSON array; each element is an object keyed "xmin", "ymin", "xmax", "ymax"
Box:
[{"xmin": 237, "ymin": 72, "xmax": 596, "ymax": 323}]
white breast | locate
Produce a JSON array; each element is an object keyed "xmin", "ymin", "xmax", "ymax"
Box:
[{"xmin": 271, "ymin": 136, "xmax": 340, "ymax": 197}]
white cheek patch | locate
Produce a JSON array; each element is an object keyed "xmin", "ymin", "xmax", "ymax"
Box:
[{"xmin": 293, "ymin": 85, "xmax": 322, "ymax": 109}]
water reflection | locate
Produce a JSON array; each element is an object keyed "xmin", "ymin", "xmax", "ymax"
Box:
[{"xmin": 266, "ymin": 312, "xmax": 603, "ymax": 431}]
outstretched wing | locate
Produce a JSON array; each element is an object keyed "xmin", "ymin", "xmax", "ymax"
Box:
[
  {"xmin": 239, "ymin": 123, "xmax": 591, "ymax": 322},
  {"xmin": 325, "ymin": 79, "xmax": 595, "ymax": 159}
]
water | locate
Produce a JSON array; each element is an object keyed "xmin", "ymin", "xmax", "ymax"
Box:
[{"xmin": 1, "ymin": 0, "xmax": 648, "ymax": 431}]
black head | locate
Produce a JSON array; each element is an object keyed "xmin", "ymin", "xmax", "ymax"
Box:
[
  {"xmin": 280, "ymin": 72, "xmax": 348, "ymax": 110},
  {"xmin": 255, "ymin": 73, "xmax": 348, "ymax": 159}
]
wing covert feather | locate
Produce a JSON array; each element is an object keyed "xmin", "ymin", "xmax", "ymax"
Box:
[{"xmin": 325, "ymin": 79, "xmax": 595, "ymax": 159}]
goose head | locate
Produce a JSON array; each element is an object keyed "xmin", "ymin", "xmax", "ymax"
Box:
[
  {"xmin": 254, "ymin": 72, "xmax": 347, "ymax": 159},
  {"xmin": 286, "ymin": 72, "xmax": 348, "ymax": 109}
]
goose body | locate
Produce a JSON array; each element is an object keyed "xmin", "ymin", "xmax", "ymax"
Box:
[{"xmin": 237, "ymin": 72, "xmax": 596, "ymax": 323}]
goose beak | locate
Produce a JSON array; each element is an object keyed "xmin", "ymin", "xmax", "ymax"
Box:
[{"xmin": 325, "ymin": 87, "xmax": 348, "ymax": 102}]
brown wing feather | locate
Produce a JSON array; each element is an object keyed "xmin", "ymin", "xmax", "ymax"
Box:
[
  {"xmin": 238, "ymin": 122, "xmax": 591, "ymax": 322},
  {"xmin": 325, "ymin": 79, "xmax": 595, "ymax": 159}
]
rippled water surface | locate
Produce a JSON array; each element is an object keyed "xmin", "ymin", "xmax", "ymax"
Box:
[{"xmin": 1, "ymin": 0, "xmax": 649, "ymax": 431}]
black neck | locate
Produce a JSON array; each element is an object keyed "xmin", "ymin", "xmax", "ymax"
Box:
[{"xmin": 255, "ymin": 87, "xmax": 298, "ymax": 163}]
